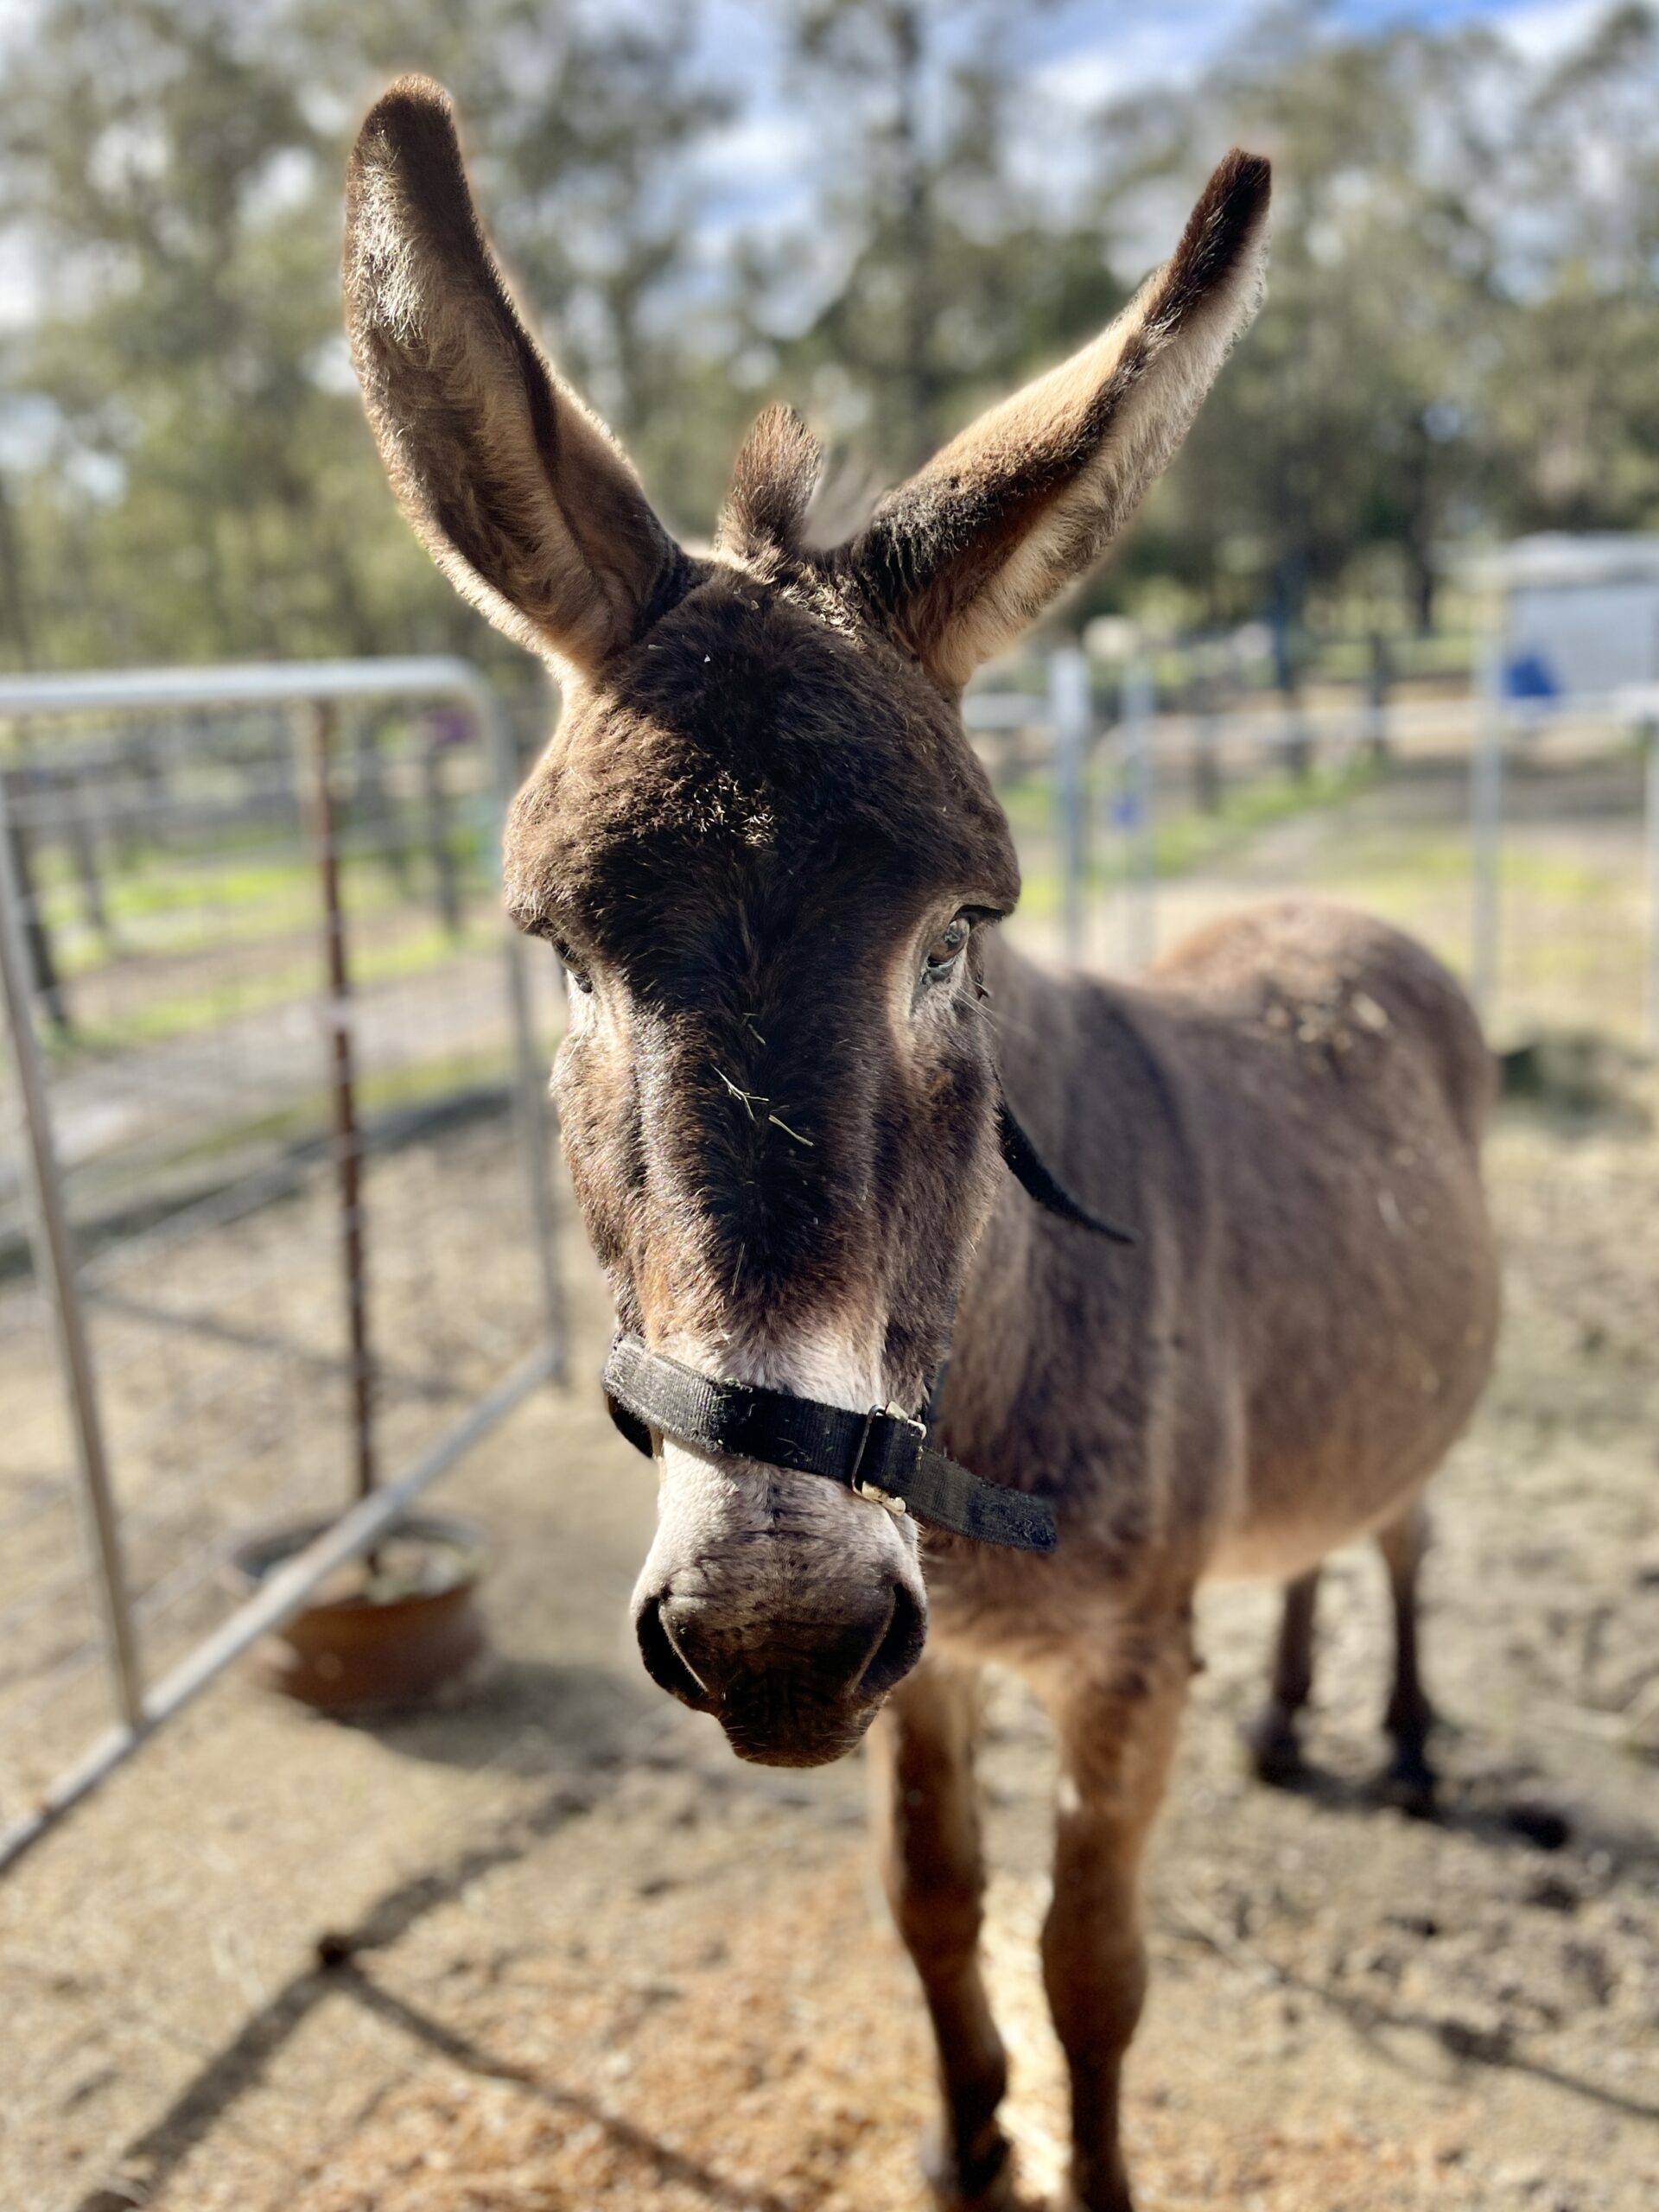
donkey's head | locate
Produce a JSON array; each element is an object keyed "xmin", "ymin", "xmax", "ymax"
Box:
[{"xmin": 346, "ymin": 79, "xmax": 1268, "ymax": 1764}]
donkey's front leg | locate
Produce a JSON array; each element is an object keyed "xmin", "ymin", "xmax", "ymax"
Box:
[
  {"xmin": 872, "ymin": 1657, "xmax": 1015, "ymax": 2211},
  {"xmin": 1038, "ymin": 1614, "xmax": 1193, "ymax": 2212}
]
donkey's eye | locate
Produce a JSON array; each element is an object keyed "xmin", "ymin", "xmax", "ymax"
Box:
[
  {"xmin": 552, "ymin": 940, "xmax": 593, "ymax": 995},
  {"xmin": 924, "ymin": 915, "xmax": 971, "ymax": 975}
]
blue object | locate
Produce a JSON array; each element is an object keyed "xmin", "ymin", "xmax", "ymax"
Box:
[{"xmin": 1503, "ymin": 650, "xmax": 1559, "ymax": 702}]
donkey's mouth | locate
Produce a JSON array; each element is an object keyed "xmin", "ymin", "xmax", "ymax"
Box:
[{"xmin": 718, "ymin": 1681, "xmax": 885, "ymax": 1769}]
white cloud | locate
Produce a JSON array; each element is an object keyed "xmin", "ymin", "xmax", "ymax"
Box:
[
  {"xmin": 1028, "ymin": 2, "xmax": 1240, "ymax": 113},
  {"xmin": 1490, "ymin": 0, "xmax": 1615, "ymax": 60}
]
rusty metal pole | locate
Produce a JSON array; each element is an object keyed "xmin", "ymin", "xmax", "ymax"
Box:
[{"xmin": 304, "ymin": 705, "xmax": 375, "ymax": 1503}]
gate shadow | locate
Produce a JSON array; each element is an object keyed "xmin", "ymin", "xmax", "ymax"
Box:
[
  {"xmin": 334, "ymin": 1962, "xmax": 793, "ymax": 2210},
  {"xmin": 346, "ymin": 1656, "xmax": 662, "ymax": 1776}
]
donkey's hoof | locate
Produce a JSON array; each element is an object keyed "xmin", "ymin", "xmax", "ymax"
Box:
[
  {"xmin": 1242, "ymin": 1702, "xmax": 1305, "ymax": 1787},
  {"xmin": 921, "ymin": 2121, "xmax": 1020, "ymax": 2211},
  {"xmin": 1379, "ymin": 1746, "xmax": 1438, "ymax": 1819},
  {"xmin": 1046, "ymin": 2171, "xmax": 1134, "ymax": 2212}
]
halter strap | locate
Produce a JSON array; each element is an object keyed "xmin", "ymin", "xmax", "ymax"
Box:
[
  {"xmin": 602, "ymin": 1333, "xmax": 1057, "ymax": 1551},
  {"xmin": 600, "ymin": 1088, "xmax": 1132, "ymax": 1553}
]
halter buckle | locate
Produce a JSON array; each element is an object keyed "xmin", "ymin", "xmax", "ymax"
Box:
[{"xmin": 851, "ymin": 1404, "xmax": 924, "ymax": 1515}]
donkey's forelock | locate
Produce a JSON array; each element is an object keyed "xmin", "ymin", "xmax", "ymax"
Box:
[
  {"xmin": 502, "ymin": 570, "xmax": 1021, "ymax": 949},
  {"xmin": 715, "ymin": 404, "xmax": 827, "ymax": 566}
]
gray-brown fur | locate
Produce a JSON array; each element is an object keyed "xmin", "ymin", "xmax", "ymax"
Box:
[
  {"xmin": 344, "ymin": 78, "xmax": 691, "ymax": 675},
  {"xmin": 346, "ymin": 81, "xmax": 1498, "ymax": 2210}
]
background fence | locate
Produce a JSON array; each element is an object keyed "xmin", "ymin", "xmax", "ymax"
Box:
[
  {"xmin": 971, "ymin": 652, "xmax": 1659, "ymax": 1051},
  {"xmin": 3, "ymin": 643, "xmax": 1656, "ymax": 1872},
  {"xmin": 0, "ymin": 662, "xmax": 566, "ymax": 1867}
]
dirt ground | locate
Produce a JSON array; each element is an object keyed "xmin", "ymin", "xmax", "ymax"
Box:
[
  {"xmin": 3, "ymin": 1025, "xmax": 1657, "ymax": 2212},
  {"xmin": 0, "ymin": 1106, "xmax": 556, "ymax": 1803}
]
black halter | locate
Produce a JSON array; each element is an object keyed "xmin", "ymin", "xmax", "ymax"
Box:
[{"xmin": 601, "ymin": 1094, "xmax": 1135, "ymax": 1554}]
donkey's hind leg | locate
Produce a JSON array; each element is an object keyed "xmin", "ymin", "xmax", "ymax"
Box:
[
  {"xmin": 1243, "ymin": 1567, "xmax": 1320, "ymax": 1785},
  {"xmin": 1376, "ymin": 1498, "xmax": 1438, "ymax": 1813},
  {"xmin": 872, "ymin": 1658, "xmax": 1015, "ymax": 2212}
]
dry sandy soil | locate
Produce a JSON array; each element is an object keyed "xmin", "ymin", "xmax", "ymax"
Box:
[
  {"xmin": 0, "ymin": 1104, "xmax": 557, "ymax": 1804},
  {"xmin": 3, "ymin": 1027, "xmax": 1657, "ymax": 2212}
]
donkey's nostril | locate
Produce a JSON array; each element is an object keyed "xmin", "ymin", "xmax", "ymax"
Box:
[
  {"xmin": 856, "ymin": 1580, "xmax": 927, "ymax": 1700},
  {"xmin": 635, "ymin": 1592, "xmax": 715, "ymax": 1712}
]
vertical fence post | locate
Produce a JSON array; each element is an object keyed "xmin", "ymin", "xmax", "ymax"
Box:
[
  {"xmin": 421, "ymin": 718, "xmax": 463, "ymax": 940},
  {"xmin": 1123, "ymin": 658, "xmax": 1158, "ymax": 972},
  {"xmin": 0, "ymin": 772, "xmax": 144, "ymax": 1730},
  {"xmin": 1471, "ymin": 639, "xmax": 1505, "ymax": 1022},
  {"xmin": 1, "ymin": 760, "xmax": 69, "ymax": 1032},
  {"xmin": 1050, "ymin": 646, "xmax": 1090, "ymax": 965},
  {"xmin": 1190, "ymin": 661, "xmax": 1222, "ymax": 815},
  {"xmin": 482, "ymin": 695, "xmax": 567, "ymax": 1382},
  {"xmin": 303, "ymin": 705, "xmax": 376, "ymax": 1503}
]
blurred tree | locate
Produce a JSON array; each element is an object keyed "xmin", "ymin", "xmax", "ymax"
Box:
[
  {"xmin": 1090, "ymin": 19, "xmax": 1506, "ymax": 635},
  {"xmin": 0, "ymin": 0, "xmax": 351, "ymax": 664},
  {"xmin": 1478, "ymin": 3, "xmax": 1659, "ymax": 537},
  {"xmin": 744, "ymin": 0, "xmax": 1115, "ymax": 483},
  {"xmin": 0, "ymin": 0, "xmax": 727, "ymax": 668},
  {"xmin": 1094, "ymin": 3, "xmax": 1659, "ymax": 636},
  {"xmin": 2, "ymin": 0, "xmax": 1658, "ymax": 671}
]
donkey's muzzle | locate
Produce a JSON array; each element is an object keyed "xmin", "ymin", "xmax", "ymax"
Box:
[{"xmin": 632, "ymin": 1578, "xmax": 926, "ymax": 1767}]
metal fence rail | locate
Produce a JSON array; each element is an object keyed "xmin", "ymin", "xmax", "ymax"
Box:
[
  {"xmin": 966, "ymin": 661, "xmax": 1659, "ymax": 1045},
  {"xmin": 0, "ymin": 658, "xmax": 565, "ymax": 1872},
  {"xmin": 3, "ymin": 647, "xmax": 1654, "ymax": 1872}
]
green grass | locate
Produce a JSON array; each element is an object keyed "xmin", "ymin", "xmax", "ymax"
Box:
[
  {"xmin": 43, "ymin": 916, "xmax": 494, "ymax": 1062},
  {"xmin": 1008, "ymin": 750, "xmax": 1383, "ymax": 918},
  {"xmin": 36, "ymin": 831, "xmax": 494, "ymax": 977}
]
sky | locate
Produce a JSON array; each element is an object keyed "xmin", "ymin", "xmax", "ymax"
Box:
[
  {"xmin": 689, "ymin": 0, "xmax": 1618, "ymax": 244},
  {"xmin": 0, "ymin": 0, "xmax": 1625, "ymax": 340},
  {"xmin": 1027, "ymin": 0, "xmax": 1611, "ymax": 84}
]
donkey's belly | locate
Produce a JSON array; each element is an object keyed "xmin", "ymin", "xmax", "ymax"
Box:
[
  {"xmin": 1206, "ymin": 1233, "xmax": 1498, "ymax": 1584},
  {"xmin": 1205, "ymin": 1485, "xmax": 1427, "ymax": 1582}
]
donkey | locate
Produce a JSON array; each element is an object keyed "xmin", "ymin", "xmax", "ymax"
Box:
[{"xmin": 346, "ymin": 79, "xmax": 1499, "ymax": 2212}]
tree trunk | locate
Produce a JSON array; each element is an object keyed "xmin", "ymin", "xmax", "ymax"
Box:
[{"xmin": 892, "ymin": 3, "xmax": 936, "ymax": 472}]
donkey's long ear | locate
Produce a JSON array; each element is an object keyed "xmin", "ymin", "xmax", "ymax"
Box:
[
  {"xmin": 345, "ymin": 78, "xmax": 688, "ymax": 675},
  {"xmin": 849, "ymin": 151, "xmax": 1270, "ymax": 690}
]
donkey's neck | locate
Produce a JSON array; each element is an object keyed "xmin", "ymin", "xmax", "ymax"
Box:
[
  {"xmin": 949, "ymin": 933, "xmax": 1200, "ymax": 1465},
  {"xmin": 980, "ymin": 934, "xmax": 1166, "ymax": 1184}
]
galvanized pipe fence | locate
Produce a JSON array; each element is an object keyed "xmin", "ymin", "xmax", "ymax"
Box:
[
  {"xmin": 966, "ymin": 656, "xmax": 1659, "ymax": 1046},
  {"xmin": 3, "ymin": 647, "xmax": 1656, "ymax": 1874},
  {"xmin": 0, "ymin": 658, "xmax": 566, "ymax": 1872}
]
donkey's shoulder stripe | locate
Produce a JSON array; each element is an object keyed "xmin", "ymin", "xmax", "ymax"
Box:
[{"xmin": 602, "ymin": 1335, "xmax": 1057, "ymax": 1554}]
